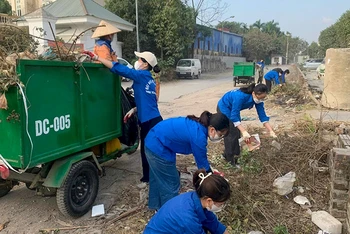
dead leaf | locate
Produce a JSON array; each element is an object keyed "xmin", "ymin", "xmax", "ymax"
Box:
[
  {"xmin": 0, "ymin": 221, "xmax": 10, "ymax": 231},
  {"xmin": 0, "ymin": 93, "xmax": 8, "ymax": 110}
]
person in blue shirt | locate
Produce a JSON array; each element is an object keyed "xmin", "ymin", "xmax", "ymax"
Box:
[
  {"xmin": 144, "ymin": 111, "xmax": 230, "ymax": 210},
  {"xmin": 144, "ymin": 168, "xmax": 231, "ymax": 234},
  {"xmin": 256, "ymin": 60, "xmax": 265, "ymax": 84},
  {"xmin": 272, "ymin": 68, "xmax": 289, "ymax": 84},
  {"xmin": 264, "ymin": 69, "xmax": 283, "ymax": 92},
  {"xmin": 217, "ymin": 83, "xmax": 277, "ymax": 165},
  {"xmin": 83, "ymin": 50, "xmax": 162, "ymax": 189}
]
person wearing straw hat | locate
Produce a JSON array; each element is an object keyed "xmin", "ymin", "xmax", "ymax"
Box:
[
  {"xmin": 91, "ymin": 20, "xmax": 121, "ymax": 62},
  {"xmin": 82, "ymin": 49, "xmax": 163, "ymax": 189}
]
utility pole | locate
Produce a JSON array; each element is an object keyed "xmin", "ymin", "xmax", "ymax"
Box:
[
  {"xmin": 286, "ymin": 32, "xmax": 291, "ymax": 65},
  {"xmin": 136, "ymin": 0, "xmax": 140, "ymax": 52}
]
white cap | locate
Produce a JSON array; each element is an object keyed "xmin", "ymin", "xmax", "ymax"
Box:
[
  {"xmin": 134, "ymin": 51, "xmax": 158, "ymax": 67},
  {"xmin": 91, "ymin": 20, "xmax": 121, "ymax": 39}
]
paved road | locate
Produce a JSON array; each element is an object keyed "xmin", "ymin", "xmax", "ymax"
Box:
[
  {"xmin": 122, "ymin": 70, "xmax": 235, "ymax": 103},
  {"xmin": 304, "ymin": 70, "xmax": 324, "ymax": 93}
]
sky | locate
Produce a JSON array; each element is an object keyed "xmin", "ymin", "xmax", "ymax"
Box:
[{"xmin": 205, "ymin": 0, "xmax": 349, "ymax": 43}]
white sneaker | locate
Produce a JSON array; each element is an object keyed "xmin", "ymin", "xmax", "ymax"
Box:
[{"xmin": 137, "ymin": 182, "xmax": 148, "ymax": 189}]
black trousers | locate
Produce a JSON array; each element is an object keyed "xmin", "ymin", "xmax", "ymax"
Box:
[
  {"xmin": 265, "ymin": 79, "xmax": 272, "ymax": 92},
  {"xmin": 217, "ymin": 107, "xmax": 241, "ymax": 164},
  {"xmin": 140, "ymin": 116, "xmax": 163, "ymax": 182},
  {"xmin": 257, "ymin": 70, "xmax": 264, "ymax": 84}
]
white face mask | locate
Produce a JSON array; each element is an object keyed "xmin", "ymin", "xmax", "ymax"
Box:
[
  {"xmin": 253, "ymin": 97, "xmax": 263, "ymax": 104},
  {"xmin": 209, "ymin": 133, "xmax": 222, "ymax": 143},
  {"xmin": 134, "ymin": 61, "xmax": 142, "ymax": 70},
  {"xmin": 207, "ymin": 203, "xmax": 223, "ymax": 213}
]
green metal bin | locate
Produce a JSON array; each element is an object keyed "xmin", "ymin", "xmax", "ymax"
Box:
[
  {"xmin": 0, "ymin": 60, "xmax": 122, "ymax": 169},
  {"xmin": 232, "ymin": 62, "xmax": 256, "ymax": 87}
]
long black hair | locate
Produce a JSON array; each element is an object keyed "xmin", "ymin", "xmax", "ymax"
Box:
[
  {"xmin": 193, "ymin": 169, "xmax": 231, "ymax": 202},
  {"xmin": 187, "ymin": 111, "xmax": 229, "ymax": 131},
  {"xmin": 240, "ymin": 83, "xmax": 268, "ymax": 95}
]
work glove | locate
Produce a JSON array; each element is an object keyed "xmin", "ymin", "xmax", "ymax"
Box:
[
  {"xmin": 210, "ymin": 166, "xmax": 225, "ymax": 177},
  {"xmin": 82, "ymin": 51, "xmax": 99, "ymax": 61},
  {"xmin": 270, "ymin": 131, "xmax": 277, "ymax": 138},
  {"xmin": 242, "ymin": 131, "xmax": 251, "ymax": 140},
  {"xmin": 123, "ymin": 107, "xmax": 136, "ymax": 123}
]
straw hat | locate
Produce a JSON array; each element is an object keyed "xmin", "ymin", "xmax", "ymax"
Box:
[
  {"xmin": 134, "ymin": 51, "xmax": 158, "ymax": 67},
  {"xmin": 91, "ymin": 20, "xmax": 121, "ymax": 39}
]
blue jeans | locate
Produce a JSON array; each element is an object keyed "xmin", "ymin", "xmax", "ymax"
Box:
[{"xmin": 145, "ymin": 147, "xmax": 180, "ymax": 210}]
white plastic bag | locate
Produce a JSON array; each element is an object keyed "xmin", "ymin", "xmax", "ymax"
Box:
[{"xmin": 273, "ymin": 172, "xmax": 296, "ymax": 195}]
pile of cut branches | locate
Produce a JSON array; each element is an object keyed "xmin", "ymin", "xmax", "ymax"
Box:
[{"xmin": 208, "ymin": 119, "xmax": 336, "ymax": 233}]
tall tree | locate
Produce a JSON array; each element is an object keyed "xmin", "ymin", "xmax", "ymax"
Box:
[
  {"xmin": 262, "ymin": 20, "xmax": 282, "ymax": 35},
  {"xmin": 105, "ymin": 0, "xmax": 158, "ymax": 61},
  {"xmin": 243, "ymin": 29, "xmax": 274, "ymax": 60},
  {"xmin": 334, "ymin": 10, "xmax": 350, "ymax": 47},
  {"xmin": 307, "ymin": 42, "xmax": 322, "ymax": 58},
  {"xmin": 252, "ymin": 19, "xmax": 265, "ymax": 30},
  {"xmin": 0, "ymin": 0, "xmax": 11, "ymax": 14},
  {"xmin": 318, "ymin": 25, "xmax": 339, "ymax": 55},
  {"xmin": 148, "ymin": 0, "xmax": 194, "ymax": 62}
]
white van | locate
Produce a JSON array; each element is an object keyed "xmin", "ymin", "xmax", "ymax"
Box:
[{"xmin": 176, "ymin": 59, "xmax": 201, "ymax": 79}]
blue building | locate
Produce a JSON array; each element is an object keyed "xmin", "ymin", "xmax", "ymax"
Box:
[{"xmin": 194, "ymin": 27, "xmax": 243, "ymax": 56}]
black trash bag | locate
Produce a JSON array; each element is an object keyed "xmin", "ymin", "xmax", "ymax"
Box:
[{"xmin": 119, "ymin": 87, "xmax": 139, "ymax": 146}]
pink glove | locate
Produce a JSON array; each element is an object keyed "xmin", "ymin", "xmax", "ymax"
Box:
[
  {"xmin": 213, "ymin": 169, "xmax": 225, "ymax": 177},
  {"xmin": 123, "ymin": 108, "xmax": 136, "ymax": 123},
  {"xmin": 82, "ymin": 51, "xmax": 99, "ymax": 61}
]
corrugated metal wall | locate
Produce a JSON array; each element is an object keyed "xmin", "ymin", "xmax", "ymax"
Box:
[{"xmin": 194, "ymin": 29, "xmax": 243, "ymax": 56}]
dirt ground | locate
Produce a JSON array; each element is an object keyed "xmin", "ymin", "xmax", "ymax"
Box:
[{"xmin": 0, "ymin": 65, "xmax": 347, "ymax": 234}]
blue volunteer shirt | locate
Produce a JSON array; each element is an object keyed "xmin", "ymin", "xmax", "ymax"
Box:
[
  {"xmin": 145, "ymin": 117, "xmax": 210, "ymax": 171},
  {"xmin": 264, "ymin": 70, "xmax": 280, "ymax": 85},
  {"xmin": 257, "ymin": 61, "xmax": 265, "ymax": 69},
  {"xmin": 110, "ymin": 62, "xmax": 160, "ymax": 123},
  {"xmin": 281, "ymin": 71, "xmax": 287, "ymax": 83},
  {"xmin": 217, "ymin": 89, "xmax": 269, "ymax": 127},
  {"xmin": 144, "ymin": 191, "xmax": 226, "ymax": 234}
]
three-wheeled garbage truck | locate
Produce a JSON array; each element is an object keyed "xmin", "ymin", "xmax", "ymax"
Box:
[
  {"xmin": 0, "ymin": 59, "xmax": 139, "ymax": 217},
  {"xmin": 233, "ymin": 62, "xmax": 256, "ymax": 87}
]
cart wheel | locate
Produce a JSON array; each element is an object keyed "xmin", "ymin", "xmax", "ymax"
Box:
[
  {"xmin": 233, "ymin": 78, "xmax": 237, "ymax": 87},
  {"xmin": 0, "ymin": 179, "xmax": 13, "ymax": 198},
  {"xmin": 56, "ymin": 160, "xmax": 99, "ymax": 217}
]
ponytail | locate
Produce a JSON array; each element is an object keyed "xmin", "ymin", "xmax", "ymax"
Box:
[
  {"xmin": 187, "ymin": 111, "xmax": 211, "ymax": 127},
  {"xmin": 240, "ymin": 83, "xmax": 256, "ymax": 94},
  {"xmin": 153, "ymin": 65, "xmax": 160, "ymax": 73},
  {"xmin": 193, "ymin": 169, "xmax": 231, "ymax": 202}
]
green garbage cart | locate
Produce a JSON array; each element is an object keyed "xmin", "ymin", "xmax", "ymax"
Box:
[
  {"xmin": 0, "ymin": 59, "xmax": 138, "ymax": 217},
  {"xmin": 232, "ymin": 62, "xmax": 256, "ymax": 87}
]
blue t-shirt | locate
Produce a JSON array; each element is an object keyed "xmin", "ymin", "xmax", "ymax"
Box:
[
  {"xmin": 217, "ymin": 89, "xmax": 269, "ymax": 126},
  {"xmin": 144, "ymin": 191, "xmax": 226, "ymax": 234},
  {"xmin": 110, "ymin": 62, "xmax": 160, "ymax": 123},
  {"xmin": 264, "ymin": 70, "xmax": 280, "ymax": 84},
  {"xmin": 145, "ymin": 117, "xmax": 211, "ymax": 171}
]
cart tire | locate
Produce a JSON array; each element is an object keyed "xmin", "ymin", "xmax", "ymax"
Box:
[
  {"xmin": 0, "ymin": 180, "xmax": 13, "ymax": 198},
  {"xmin": 233, "ymin": 78, "xmax": 237, "ymax": 87},
  {"xmin": 56, "ymin": 160, "xmax": 99, "ymax": 217}
]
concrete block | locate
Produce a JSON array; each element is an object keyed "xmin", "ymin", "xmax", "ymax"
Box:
[
  {"xmin": 312, "ymin": 211, "xmax": 342, "ymax": 234},
  {"xmin": 330, "ymin": 167, "xmax": 348, "ymax": 181},
  {"xmin": 330, "ymin": 185, "xmax": 349, "ymax": 200},
  {"xmin": 329, "ymin": 208, "xmax": 347, "ymax": 219},
  {"xmin": 332, "ymin": 179, "xmax": 349, "ymax": 190},
  {"xmin": 338, "ymin": 135, "xmax": 350, "ymax": 148},
  {"xmin": 330, "ymin": 199, "xmax": 348, "ymax": 210}
]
